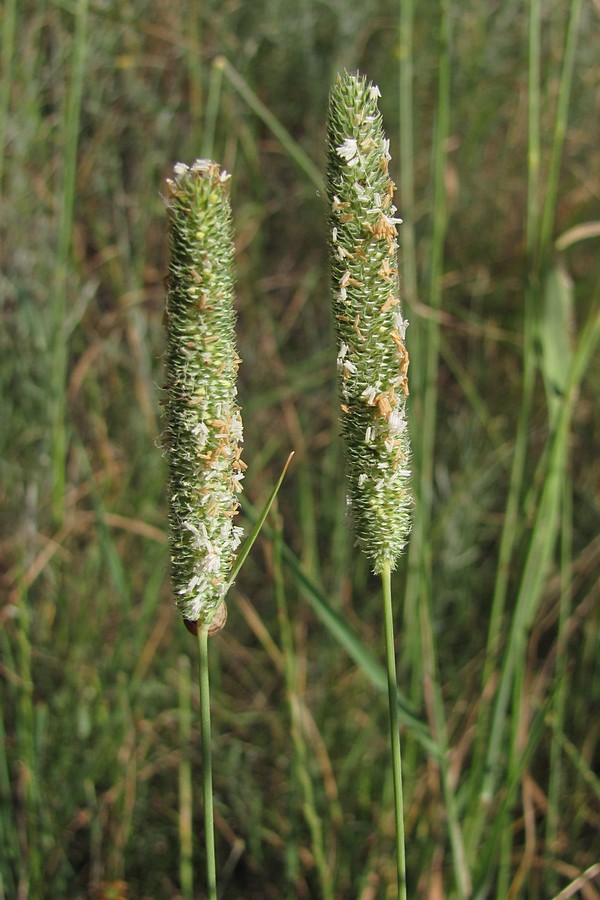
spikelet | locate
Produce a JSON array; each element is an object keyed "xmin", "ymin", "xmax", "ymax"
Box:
[
  {"xmin": 163, "ymin": 160, "xmax": 245, "ymax": 626},
  {"xmin": 326, "ymin": 73, "xmax": 412, "ymax": 573}
]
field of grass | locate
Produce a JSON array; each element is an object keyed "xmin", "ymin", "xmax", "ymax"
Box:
[{"xmin": 1, "ymin": 0, "xmax": 599, "ymax": 897}]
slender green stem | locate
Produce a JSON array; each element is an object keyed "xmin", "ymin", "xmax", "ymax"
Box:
[
  {"xmin": 381, "ymin": 561, "xmax": 407, "ymax": 900},
  {"xmin": 197, "ymin": 626, "xmax": 217, "ymax": 900},
  {"xmin": 185, "ymin": 0, "xmax": 204, "ymax": 153},
  {"xmin": 402, "ymin": 0, "xmax": 450, "ymax": 677},
  {"xmin": 178, "ymin": 655, "xmax": 193, "ymax": 900},
  {"xmin": 539, "ymin": 0, "xmax": 583, "ymax": 258},
  {"xmin": 202, "ymin": 60, "xmax": 225, "ymax": 160}
]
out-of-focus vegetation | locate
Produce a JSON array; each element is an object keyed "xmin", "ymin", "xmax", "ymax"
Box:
[{"xmin": 1, "ymin": 0, "xmax": 599, "ymax": 897}]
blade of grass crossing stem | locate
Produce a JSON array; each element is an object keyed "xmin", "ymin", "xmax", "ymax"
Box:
[
  {"xmin": 279, "ymin": 537, "xmax": 440, "ymax": 759},
  {"xmin": 381, "ymin": 562, "xmax": 407, "ymax": 900},
  {"xmin": 197, "ymin": 626, "xmax": 217, "ymax": 900},
  {"xmin": 229, "ymin": 452, "xmax": 294, "ymax": 587},
  {"xmin": 214, "ymin": 56, "xmax": 323, "ymax": 191},
  {"xmin": 239, "ymin": 493, "xmax": 438, "ymax": 755}
]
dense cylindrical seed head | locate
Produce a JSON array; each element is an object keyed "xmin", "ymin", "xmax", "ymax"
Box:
[
  {"xmin": 326, "ymin": 73, "xmax": 412, "ymax": 573},
  {"xmin": 163, "ymin": 159, "xmax": 245, "ymax": 626}
]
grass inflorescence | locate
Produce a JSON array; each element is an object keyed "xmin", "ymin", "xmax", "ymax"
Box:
[
  {"xmin": 327, "ymin": 73, "xmax": 411, "ymax": 575},
  {"xmin": 164, "ymin": 160, "xmax": 245, "ymax": 627}
]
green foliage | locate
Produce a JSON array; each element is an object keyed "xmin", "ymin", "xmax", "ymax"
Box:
[{"xmin": 1, "ymin": 0, "xmax": 599, "ymax": 897}]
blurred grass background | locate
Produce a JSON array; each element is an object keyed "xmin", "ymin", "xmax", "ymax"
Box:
[{"xmin": 1, "ymin": 0, "xmax": 599, "ymax": 897}]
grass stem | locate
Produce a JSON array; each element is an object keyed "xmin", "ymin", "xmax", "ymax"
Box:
[
  {"xmin": 178, "ymin": 655, "xmax": 193, "ymax": 900},
  {"xmin": 197, "ymin": 626, "xmax": 217, "ymax": 900},
  {"xmin": 381, "ymin": 561, "xmax": 407, "ymax": 900}
]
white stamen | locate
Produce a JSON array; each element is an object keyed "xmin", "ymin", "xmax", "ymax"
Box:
[{"xmin": 337, "ymin": 138, "xmax": 360, "ymax": 165}]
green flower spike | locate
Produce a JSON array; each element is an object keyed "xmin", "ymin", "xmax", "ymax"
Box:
[
  {"xmin": 163, "ymin": 159, "xmax": 245, "ymax": 628},
  {"xmin": 326, "ymin": 72, "xmax": 412, "ymax": 573}
]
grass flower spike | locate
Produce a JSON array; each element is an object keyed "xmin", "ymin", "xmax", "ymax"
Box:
[
  {"xmin": 327, "ymin": 73, "xmax": 411, "ymax": 574},
  {"xmin": 163, "ymin": 159, "xmax": 245, "ymax": 628},
  {"xmin": 327, "ymin": 72, "xmax": 412, "ymax": 898}
]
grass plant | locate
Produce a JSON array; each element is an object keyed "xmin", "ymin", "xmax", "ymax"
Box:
[
  {"xmin": 325, "ymin": 72, "xmax": 412, "ymax": 897},
  {"xmin": 163, "ymin": 158, "xmax": 242, "ymax": 897},
  {"xmin": 1, "ymin": 0, "xmax": 599, "ymax": 897}
]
